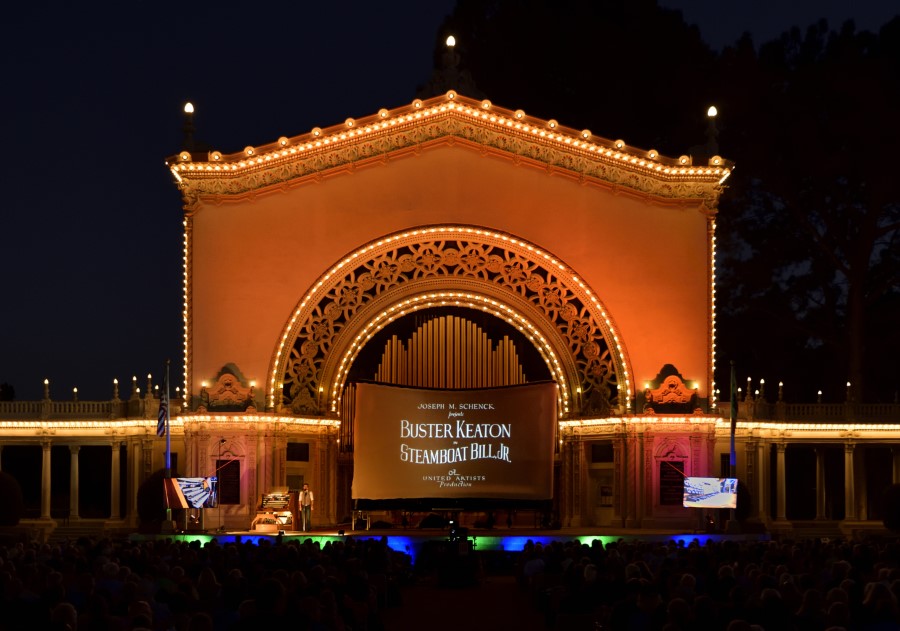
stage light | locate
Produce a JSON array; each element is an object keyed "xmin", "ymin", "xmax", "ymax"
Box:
[{"xmin": 449, "ymin": 520, "xmax": 460, "ymax": 543}]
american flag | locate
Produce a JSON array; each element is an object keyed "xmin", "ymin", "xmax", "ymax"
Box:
[
  {"xmin": 729, "ymin": 361, "xmax": 737, "ymax": 469},
  {"xmin": 157, "ymin": 372, "xmax": 168, "ymax": 437}
]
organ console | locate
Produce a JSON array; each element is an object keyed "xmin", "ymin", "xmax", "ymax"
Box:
[{"xmin": 252, "ymin": 487, "xmax": 298, "ymax": 532}]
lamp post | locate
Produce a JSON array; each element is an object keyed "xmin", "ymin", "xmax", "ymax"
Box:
[{"xmin": 183, "ymin": 102, "xmax": 195, "ymax": 151}]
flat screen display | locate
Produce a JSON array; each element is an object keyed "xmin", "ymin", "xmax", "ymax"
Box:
[
  {"xmin": 352, "ymin": 382, "xmax": 557, "ymax": 502},
  {"xmin": 682, "ymin": 477, "xmax": 738, "ymax": 509},
  {"xmin": 166, "ymin": 476, "xmax": 218, "ymax": 509}
]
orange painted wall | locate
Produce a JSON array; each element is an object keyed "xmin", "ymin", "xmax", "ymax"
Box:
[{"xmin": 190, "ymin": 144, "xmax": 711, "ymax": 402}]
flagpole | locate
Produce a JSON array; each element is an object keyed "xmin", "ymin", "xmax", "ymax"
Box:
[
  {"xmin": 728, "ymin": 360, "xmax": 738, "ymax": 532},
  {"xmin": 729, "ymin": 361, "xmax": 737, "ymax": 478},
  {"xmin": 165, "ymin": 359, "xmax": 171, "ymax": 479},
  {"xmin": 161, "ymin": 359, "xmax": 173, "ymax": 531}
]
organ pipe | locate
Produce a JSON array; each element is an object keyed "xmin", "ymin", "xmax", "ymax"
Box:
[
  {"xmin": 348, "ymin": 315, "xmax": 530, "ymax": 446},
  {"xmin": 370, "ymin": 315, "xmax": 527, "ymax": 389}
]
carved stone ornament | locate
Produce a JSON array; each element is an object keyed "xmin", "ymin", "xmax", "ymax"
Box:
[
  {"xmin": 198, "ymin": 372, "xmax": 256, "ymax": 413},
  {"xmin": 171, "ymin": 94, "xmax": 728, "ymax": 212},
  {"xmin": 272, "ymin": 226, "xmax": 630, "ymax": 417},
  {"xmin": 643, "ymin": 364, "xmax": 701, "ymax": 414}
]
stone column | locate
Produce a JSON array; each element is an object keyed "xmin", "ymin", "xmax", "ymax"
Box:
[
  {"xmin": 755, "ymin": 440, "xmax": 769, "ymax": 522},
  {"xmin": 568, "ymin": 438, "xmax": 584, "ymax": 527},
  {"xmin": 776, "ymin": 442, "xmax": 787, "ymax": 521},
  {"xmin": 125, "ymin": 440, "xmax": 137, "ymax": 526},
  {"xmin": 624, "ymin": 431, "xmax": 638, "ymax": 527},
  {"xmin": 612, "ymin": 436, "xmax": 624, "ymax": 525},
  {"xmin": 636, "ymin": 431, "xmax": 645, "ymax": 526},
  {"xmin": 274, "ymin": 432, "xmax": 287, "ymax": 487},
  {"xmin": 815, "ymin": 447, "xmax": 826, "ymax": 520},
  {"xmin": 314, "ymin": 433, "xmax": 330, "ymax": 527},
  {"xmin": 142, "ymin": 438, "xmax": 154, "ymax": 479},
  {"xmin": 41, "ymin": 440, "xmax": 52, "ymax": 519},
  {"xmin": 129, "ymin": 440, "xmax": 144, "ymax": 523},
  {"xmin": 110, "ymin": 441, "xmax": 121, "ymax": 520},
  {"xmin": 745, "ymin": 440, "xmax": 758, "ymax": 516},
  {"xmin": 844, "ymin": 443, "xmax": 856, "ymax": 521},
  {"xmin": 256, "ymin": 429, "xmax": 266, "ymax": 500},
  {"xmin": 327, "ymin": 429, "xmax": 339, "ymax": 528},
  {"xmin": 69, "ymin": 445, "xmax": 80, "ymax": 520},
  {"xmin": 856, "ymin": 446, "xmax": 868, "ymax": 520}
]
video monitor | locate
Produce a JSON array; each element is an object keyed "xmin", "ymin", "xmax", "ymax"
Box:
[
  {"xmin": 166, "ymin": 476, "xmax": 218, "ymax": 509},
  {"xmin": 682, "ymin": 477, "xmax": 738, "ymax": 509},
  {"xmin": 352, "ymin": 381, "xmax": 557, "ymax": 502}
]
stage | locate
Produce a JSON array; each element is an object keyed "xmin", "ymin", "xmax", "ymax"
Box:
[{"xmin": 130, "ymin": 525, "xmax": 770, "ymax": 563}]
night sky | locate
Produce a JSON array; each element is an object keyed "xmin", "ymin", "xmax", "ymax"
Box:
[{"xmin": 1, "ymin": 1, "xmax": 896, "ymax": 402}]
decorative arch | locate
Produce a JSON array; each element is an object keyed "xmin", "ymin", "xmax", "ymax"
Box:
[
  {"xmin": 331, "ymin": 290, "xmax": 573, "ymax": 415},
  {"xmin": 268, "ymin": 225, "xmax": 633, "ymax": 417}
]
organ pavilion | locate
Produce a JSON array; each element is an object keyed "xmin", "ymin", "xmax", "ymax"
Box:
[{"xmin": 2, "ymin": 89, "xmax": 899, "ymax": 540}]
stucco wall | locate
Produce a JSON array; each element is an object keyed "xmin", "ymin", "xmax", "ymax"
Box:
[{"xmin": 190, "ymin": 143, "xmax": 710, "ymax": 405}]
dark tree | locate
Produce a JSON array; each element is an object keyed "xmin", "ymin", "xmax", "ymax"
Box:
[
  {"xmin": 716, "ymin": 19, "xmax": 900, "ymax": 401},
  {"xmin": 436, "ymin": 0, "xmax": 717, "ymax": 153},
  {"xmin": 0, "ymin": 383, "xmax": 15, "ymax": 401},
  {"xmin": 435, "ymin": 2, "xmax": 900, "ymax": 402}
]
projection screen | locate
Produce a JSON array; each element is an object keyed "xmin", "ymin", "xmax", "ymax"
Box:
[{"xmin": 352, "ymin": 381, "xmax": 557, "ymax": 502}]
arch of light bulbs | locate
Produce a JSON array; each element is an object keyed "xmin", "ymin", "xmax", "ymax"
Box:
[
  {"xmin": 6, "ymin": 418, "xmax": 900, "ymax": 435},
  {"xmin": 327, "ymin": 291, "xmax": 570, "ymax": 416},
  {"xmin": 709, "ymin": 218, "xmax": 717, "ymax": 410},
  {"xmin": 267, "ymin": 226, "xmax": 633, "ymax": 415},
  {"xmin": 170, "ymin": 93, "xmax": 730, "ymax": 187}
]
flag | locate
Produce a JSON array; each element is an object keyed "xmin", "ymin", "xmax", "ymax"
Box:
[
  {"xmin": 729, "ymin": 361, "xmax": 737, "ymax": 470},
  {"xmin": 157, "ymin": 371, "xmax": 168, "ymax": 437}
]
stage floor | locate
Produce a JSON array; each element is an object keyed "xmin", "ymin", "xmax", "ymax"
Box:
[{"xmin": 131, "ymin": 525, "xmax": 770, "ymax": 562}]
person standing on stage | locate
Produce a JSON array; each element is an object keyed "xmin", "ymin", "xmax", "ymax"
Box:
[{"xmin": 300, "ymin": 483, "xmax": 314, "ymax": 532}]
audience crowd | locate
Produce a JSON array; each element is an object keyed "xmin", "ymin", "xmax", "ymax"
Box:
[
  {"xmin": 0, "ymin": 534, "xmax": 404, "ymax": 631},
  {"xmin": 516, "ymin": 536, "xmax": 900, "ymax": 630},
  {"xmin": 2, "ymin": 530, "xmax": 900, "ymax": 630}
]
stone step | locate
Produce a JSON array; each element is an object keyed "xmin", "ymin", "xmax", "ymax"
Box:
[
  {"xmin": 789, "ymin": 520, "xmax": 845, "ymax": 540},
  {"xmin": 47, "ymin": 521, "xmax": 110, "ymax": 543}
]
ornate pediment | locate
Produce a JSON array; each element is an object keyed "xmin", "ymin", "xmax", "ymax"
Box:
[
  {"xmin": 198, "ymin": 366, "xmax": 257, "ymax": 413},
  {"xmin": 643, "ymin": 364, "xmax": 702, "ymax": 415},
  {"xmin": 168, "ymin": 93, "xmax": 730, "ymax": 209}
]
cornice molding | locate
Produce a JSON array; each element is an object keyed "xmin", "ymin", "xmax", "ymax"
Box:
[{"xmin": 169, "ymin": 93, "xmax": 730, "ymax": 209}]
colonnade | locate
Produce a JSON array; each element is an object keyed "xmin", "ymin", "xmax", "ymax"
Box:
[
  {"xmin": 5, "ymin": 424, "xmax": 900, "ymax": 535},
  {"xmin": 1, "ymin": 424, "xmax": 331, "ymax": 531},
  {"xmin": 749, "ymin": 440, "xmax": 900, "ymax": 524},
  {"xmin": 562, "ymin": 425, "xmax": 900, "ymax": 532},
  {"xmin": 12, "ymin": 440, "xmax": 134, "ymax": 522}
]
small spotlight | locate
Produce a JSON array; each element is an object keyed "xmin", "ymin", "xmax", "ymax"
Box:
[{"xmin": 338, "ymin": 529, "xmax": 345, "ymax": 536}]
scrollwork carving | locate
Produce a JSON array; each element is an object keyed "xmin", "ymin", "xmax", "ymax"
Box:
[
  {"xmin": 275, "ymin": 229, "xmax": 627, "ymax": 416},
  {"xmin": 175, "ymin": 101, "xmax": 725, "ymax": 207}
]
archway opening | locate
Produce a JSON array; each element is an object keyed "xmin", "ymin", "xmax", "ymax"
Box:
[
  {"xmin": 338, "ymin": 304, "xmax": 555, "ymax": 449},
  {"xmin": 333, "ymin": 304, "xmax": 559, "ymax": 524}
]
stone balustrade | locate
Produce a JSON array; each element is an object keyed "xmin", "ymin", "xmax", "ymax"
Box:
[{"xmin": 731, "ymin": 400, "xmax": 900, "ymax": 423}]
